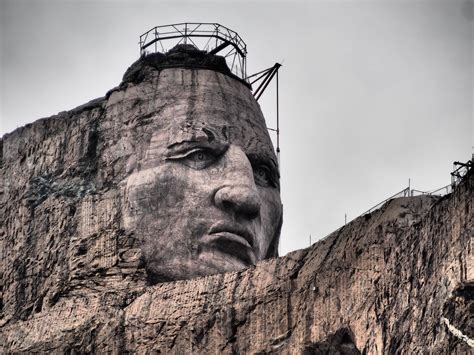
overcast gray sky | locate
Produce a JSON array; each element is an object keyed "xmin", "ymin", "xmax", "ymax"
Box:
[{"xmin": 1, "ymin": 0, "xmax": 472, "ymax": 255}]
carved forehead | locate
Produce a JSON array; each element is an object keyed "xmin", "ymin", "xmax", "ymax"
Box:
[
  {"xmin": 147, "ymin": 69, "xmax": 275, "ymax": 155},
  {"xmin": 164, "ymin": 110, "xmax": 272, "ymax": 150}
]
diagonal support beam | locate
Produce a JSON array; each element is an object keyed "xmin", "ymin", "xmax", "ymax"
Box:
[
  {"xmin": 253, "ymin": 63, "xmax": 281, "ymax": 101},
  {"xmin": 208, "ymin": 40, "xmax": 231, "ymax": 55}
]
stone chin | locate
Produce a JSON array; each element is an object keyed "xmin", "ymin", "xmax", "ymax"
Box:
[{"xmin": 120, "ymin": 64, "xmax": 282, "ymax": 283}]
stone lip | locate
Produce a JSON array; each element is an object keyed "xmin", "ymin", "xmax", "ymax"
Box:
[{"xmin": 122, "ymin": 44, "xmax": 251, "ymax": 88}]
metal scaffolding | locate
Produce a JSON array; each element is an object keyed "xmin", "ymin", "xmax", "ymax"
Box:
[{"xmin": 139, "ymin": 23, "xmax": 247, "ymax": 80}]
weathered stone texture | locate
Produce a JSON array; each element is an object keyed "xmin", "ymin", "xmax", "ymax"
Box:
[
  {"xmin": 1, "ymin": 169, "xmax": 472, "ymax": 352},
  {"xmin": 1, "ymin": 52, "xmax": 472, "ymax": 353}
]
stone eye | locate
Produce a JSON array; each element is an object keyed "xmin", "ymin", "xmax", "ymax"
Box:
[
  {"xmin": 179, "ymin": 149, "xmax": 218, "ymax": 169},
  {"xmin": 253, "ymin": 165, "xmax": 272, "ymax": 187},
  {"xmin": 189, "ymin": 150, "xmax": 210, "ymax": 162}
]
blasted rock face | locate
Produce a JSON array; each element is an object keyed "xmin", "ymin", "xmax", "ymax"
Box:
[{"xmin": 120, "ymin": 62, "xmax": 282, "ymax": 283}]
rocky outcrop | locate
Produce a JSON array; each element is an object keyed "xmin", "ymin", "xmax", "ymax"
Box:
[
  {"xmin": 1, "ymin": 48, "xmax": 472, "ymax": 352},
  {"xmin": 1, "ymin": 169, "xmax": 471, "ymax": 353}
]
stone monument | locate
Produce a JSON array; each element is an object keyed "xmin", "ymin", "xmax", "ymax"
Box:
[
  {"xmin": 0, "ymin": 24, "xmax": 472, "ymax": 353},
  {"xmin": 121, "ymin": 44, "xmax": 283, "ymax": 283}
]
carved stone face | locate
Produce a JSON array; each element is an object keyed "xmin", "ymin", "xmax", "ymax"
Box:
[{"xmin": 123, "ymin": 69, "xmax": 282, "ymax": 282}]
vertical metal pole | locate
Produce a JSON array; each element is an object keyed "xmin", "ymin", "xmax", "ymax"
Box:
[
  {"xmin": 184, "ymin": 23, "xmax": 187, "ymax": 44},
  {"xmin": 345, "ymin": 213, "xmax": 347, "ymax": 225},
  {"xmin": 245, "ymin": 57, "xmax": 247, "ymax": 80},
  {"xmin": 451, "ymin": 163, "xmax": 455, "ymax": 186},
  {"xmin": 309, "ymin": 234, "xmax": 312, "ymax": 246},
  {"xmin": 276, "ymin": 70, "xmax": 280, "ymax": 169}
]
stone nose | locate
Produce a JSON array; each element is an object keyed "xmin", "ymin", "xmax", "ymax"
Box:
[
  {"xmin": 214, "ymin": 185, "xmax": 261, "ymax": 219},
  {"xmin": 212, "ymin": 145, "xmax": 261, "ymax": 219}
]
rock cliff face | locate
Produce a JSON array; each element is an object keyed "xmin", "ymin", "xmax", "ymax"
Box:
[{"xmin": 1, "ymin": 50, "xmax": 472, "ymax": 353}]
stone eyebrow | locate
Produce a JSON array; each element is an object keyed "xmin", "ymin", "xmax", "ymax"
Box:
[
  {"xmin": 165, "ymin": 139, "xmax": 229, "ymax": 156},
  {"xmin": 166, "ymin": 127, "xmax": 225, "ymax": 150},
  {"xmin": 166, "ymin": 139, "xmax": 207, "ymax": 151}
]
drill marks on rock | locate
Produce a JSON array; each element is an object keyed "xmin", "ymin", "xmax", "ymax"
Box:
[
  {"xmin": 79, "ymin": 195, "xmax": 120, "ymax": 238},
  {"xmin": 120, "ymin": 267, "xmax": 294, "ymax": 353},
  {"xmin": 72, "ymin": 194, "xmax": 122, "ymax": 276},
  {"xmin": 1, "ymin": 296, "xmax": 100, "ymax": 351},
  {"xmin": 80, "ymin": 196, "xmax": 97, "ymax": 238}
]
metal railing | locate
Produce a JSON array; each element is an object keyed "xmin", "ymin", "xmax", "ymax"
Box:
[
  {"xmin": 411, "ymin": 184, "xmax": 452, "ymax": 197},
  {"xmin": 312, "ymin": 159, "xmax": 472, "ymax": 246},
  {"xmin": 360, "ymin": 182, "xmax": 455, "ymax": 217},
  {"xmin": 361, "ymin": 187, "xmax": 411, "ymax": 216},
  {"xmin": 360, "ymin": 159, "xmax": 472, "ymax": 217},
  {"xmin": 139, "ymin": 23, "xmax": 247, "ymax": 80}
]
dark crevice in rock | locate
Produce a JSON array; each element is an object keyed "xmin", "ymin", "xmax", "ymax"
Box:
[
  {"xmin": 453, "ymin": 283, "xmax": 474, "ymax": 302},
  {"xmin": 319, "ymin": 228, "xmax": 344, "ymax": 269},
  {"xmin": 303, "ymin": 328, "xmax": 361, "ymax": 355},
  {"xmin": 288, "ymin": 249, "xmax": 310, "ymax": 280},
  {"xmin": 79, "ymin": 107, "xmax": 103, "ymax": 180},
  {"xmin": 226, "ymin": 303, "xmax": 258, "ymax": 353}
]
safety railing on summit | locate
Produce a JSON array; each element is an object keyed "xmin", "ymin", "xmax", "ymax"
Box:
[{"xmin": 139, "ymin": 23, "xmax": 247, "ymax": 80}]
